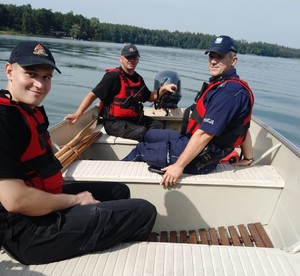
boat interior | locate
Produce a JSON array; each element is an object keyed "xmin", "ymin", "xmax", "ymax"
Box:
[
  {"xmin": 50, "ymin": 107, "xmax": 300, "ymax": 252},
  {"xmin": 1, "ymin": 106, "xmax": 299, "ymax": 275}
]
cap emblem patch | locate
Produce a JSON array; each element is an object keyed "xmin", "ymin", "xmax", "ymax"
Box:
[
  {"xmin": 33, "ymin": 44, "xmax": 48, "ymax": 57},
  {"xmin": 215, "ymin": 37, "xmax": 223, "ymax": 44}
]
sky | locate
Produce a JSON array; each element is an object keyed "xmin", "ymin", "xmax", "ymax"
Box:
[{"xmin": 2, "ymin": 0, "xmax": 299, "ymax": 49}]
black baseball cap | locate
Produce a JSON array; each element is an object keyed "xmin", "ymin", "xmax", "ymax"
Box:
[
  {"xmin": 121, "ymin": 44, "xmax": 140, "ymax": 57},
  {"xmin": 205, "ymin": 35, "xmax": 238, "ymax": 55},
  {"xmin": 8, "ymin": 40, "xmax": 61, "ymax": 73}
]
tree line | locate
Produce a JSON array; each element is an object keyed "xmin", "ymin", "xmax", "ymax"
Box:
[{"xmin": 1, "ymin": 4, "xmax": 300, "ymax": 59}]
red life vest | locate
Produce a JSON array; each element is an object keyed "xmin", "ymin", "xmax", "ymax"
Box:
[
  {"xmin": 0, "ymin": 95, "xmax": 63, "ymax": 194},
  {"xmin": 100, "ymin": 68, "xmax": 143, "ymax": 119},
  {"xmin": 186, "ymin": 78, "xmax": 254, "ymax": 148}
]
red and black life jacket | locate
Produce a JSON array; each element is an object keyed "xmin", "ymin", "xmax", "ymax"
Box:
[
  {"xmin": 182, "ymin": 78, "xmax": 254, "ymax": 149},
  {"xmin": 0, "ymin": 93, "xmax": 63, "ymax": 194},
  {"xmin": 99, "ymin": 68, "xmax": 143, "ymax": 119}
]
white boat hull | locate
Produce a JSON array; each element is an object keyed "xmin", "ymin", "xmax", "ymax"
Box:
[{"xmin": 1, "ymin": 106, "xmax": 299, "ymax": 275}]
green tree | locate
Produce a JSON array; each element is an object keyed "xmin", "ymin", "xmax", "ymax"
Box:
[
  {"xmin": 69, "ymin": 23, "xmax": 81, "ymax": 39},
  {"xmin": 89, "ymin": 17, "xmax": 101, "ymax": 40}
]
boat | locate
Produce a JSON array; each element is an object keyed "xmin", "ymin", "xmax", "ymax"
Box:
[{"xmin": 0, "ymin": 95, "xmax": 300, "ymax": 275}]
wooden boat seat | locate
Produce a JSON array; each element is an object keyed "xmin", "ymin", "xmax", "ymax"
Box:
[{"xmin": 63, "ymin": 160, "xmax": 285, "ymax": 188}]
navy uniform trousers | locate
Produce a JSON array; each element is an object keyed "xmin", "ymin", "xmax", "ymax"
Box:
[
  {"xmin": 123, "ymin": 129, "xmax": 222, "ymax": 174},
  {"xmin": 3, "ymin": 182, "xmax": 156, "ymax": 265}
]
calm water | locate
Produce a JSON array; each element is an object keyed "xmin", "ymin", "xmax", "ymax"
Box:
[{"xmin": 1, "ymin": 35, "xmax": 300, "ymax": 149}]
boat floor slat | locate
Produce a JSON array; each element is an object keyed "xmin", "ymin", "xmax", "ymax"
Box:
[
  {"xmin": 150, "ymin": 222, "xmax": 274, "ymax": 248},
  {"xmin": 209, "ymin": 227, "xmax": 219, "ymax": 245}
]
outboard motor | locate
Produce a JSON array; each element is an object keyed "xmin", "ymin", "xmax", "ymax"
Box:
[{"xmin": 154, "ymin": 70, "xmax": 181, "ymax": 110}]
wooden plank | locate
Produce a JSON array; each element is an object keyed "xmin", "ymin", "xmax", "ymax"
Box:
[
  {"xmin": 170, "ymin": 231, "xmax": 178, "ymax": 243},
  {"xmin": 160, "ymin": 231, "xmax": 168, "ymax": 242},
  {"xmin": 189, "ymin": 230, "xmax": 198, "ymax": 244},
  {"xmin": 180, "ymin": 231, "xmax": 187, "ymax": 243},
  {"xmin": 208, "ymin": 228, "xmax": 219, "ymax": 245},
  {"xmin": 218, "ymin": 226, "xmax": 230, "ymax": 246},
  {"xmin": 228, "ymin": 226, "xmax": 242, "ymax": 246},
  {"xmin": 148, "ymin": 232, "xmax": 158, "ymax": 242},
  {"xmin": 248, "ymin": 223, "xmax": 265, "ymax": 247},
  {"xmin": 237, "ymin": 224, "xmax": 254, "ymax": 247},
  {"xmin": 199, "ymin": 228, "xmax": 209, "ymax": 244},
  {"xmin": 254, "ymin": 222, "xmax": 274, "ymax": 248},
  {"xmin": 147, "ymin": 222, "xmax": 273, "ymax": 248}
]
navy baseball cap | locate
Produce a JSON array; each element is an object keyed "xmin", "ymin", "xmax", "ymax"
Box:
[
  {"xmin": 205, "ymin": 35, "xmax": 238, "ymax": 55},
  {"xmin": 121, "ymin": 44, "xmax": 140, "ymax": 57},
  {"xmin": 8, "ymin": 41, "xmax": 61, "ymax": 73}
]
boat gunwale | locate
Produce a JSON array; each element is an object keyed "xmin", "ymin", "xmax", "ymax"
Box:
[{"xmin": 252, "ymin": 115, "xmax": 300, "ymax": 157}]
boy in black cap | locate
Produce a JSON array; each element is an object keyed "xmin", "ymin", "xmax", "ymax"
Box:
[
  {"xmin": 65, "ymin": 43, "xmax": 177, "ymax": 141},
  {"xmin": 0, "ymin": 40, "xmax": 156, "ymax": 264},
  {"xmin": 123, "ymin": 35, "xmax": 254, "ymax": 186}
]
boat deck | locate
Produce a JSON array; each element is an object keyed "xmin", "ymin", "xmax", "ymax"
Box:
[
  {"xmin": 0, "ymin": 162, "xmax": 291, "ymax": 275},
  {"xmin": 1, "ymin": 240, "xmax": 299, "ymax": 275}
]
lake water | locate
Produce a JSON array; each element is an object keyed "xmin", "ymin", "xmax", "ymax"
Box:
[{"xmin": 1, "ymin": 35, "xmax": 300, "ymax": 150}]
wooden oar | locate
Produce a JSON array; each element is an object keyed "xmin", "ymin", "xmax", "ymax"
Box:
[
  {"xmin": 61, "ymin": 131, "xmax": 102, "ymax": 168},
  {"xmin": 55, "ymin": 116, "xmax": 99, "ymax": 159},
  {"xmin": 58, "ymin": 131, "xmax": 100, "ymax": 164}
]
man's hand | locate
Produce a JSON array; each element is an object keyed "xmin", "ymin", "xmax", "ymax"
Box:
[
  {"xmin": 160, "ymin": 163, "xmax": 184, "ymax": 187},
  {"xmin": 231, "ymin": 158, "xmax": 253, "ymax": 166},
  {"xmin": 160, "ymin": 84, "xmax": 177, "ymax": 94},
  {"xmin": 64, "ymin": 112, "xmax": 81, "ymax": 124},
  {"xmin": 158, "ymin": 129, "xmax": 214, "ymax": 187},
  {"xmin": 75, "ymin": 191, "xmax": 100, "ymax": 205},
  {"xmin": 0, "ymin": 179, "xmax": 100, "ymax": 216}
]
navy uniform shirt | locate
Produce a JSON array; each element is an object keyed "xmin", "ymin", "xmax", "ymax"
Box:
[{"xmin": 199, "ymin": 68, "xmax": 252, "ymax": 138}]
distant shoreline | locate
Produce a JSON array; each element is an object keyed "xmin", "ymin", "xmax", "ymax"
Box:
[{"xmin": 1, "ymin": 31, "xmax": 299, "ymax": 59}]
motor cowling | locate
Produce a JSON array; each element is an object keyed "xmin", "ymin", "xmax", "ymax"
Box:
[{"xmin": 154, "ymin": 70, "xmax": 181, "ymax": 109}]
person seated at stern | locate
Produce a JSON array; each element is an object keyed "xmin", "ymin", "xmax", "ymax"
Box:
[
  {"xmin": 123, "ymin": 35, "xmax": 255, "ymax": 187},
  {"xmin": 64, "ymin": 43, "xmax": 177, "ymax": 141}
]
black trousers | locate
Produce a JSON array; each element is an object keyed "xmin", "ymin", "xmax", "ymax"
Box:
[
  {"xmin": 3, "ymin": 182, "xmax": 157, "ymax": 265},
  {"xmin": 104, "ymin": 115, "xmax": 164, "ymax": 141}
]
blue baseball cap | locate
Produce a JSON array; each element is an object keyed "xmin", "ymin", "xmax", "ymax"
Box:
[
  {"xmin": 9, "ymin": 40, "xmax": 61, "ymax": 73},
  {"xmin": 205, "ymin": 35, "xmax": 238, "ymax": 55}
]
